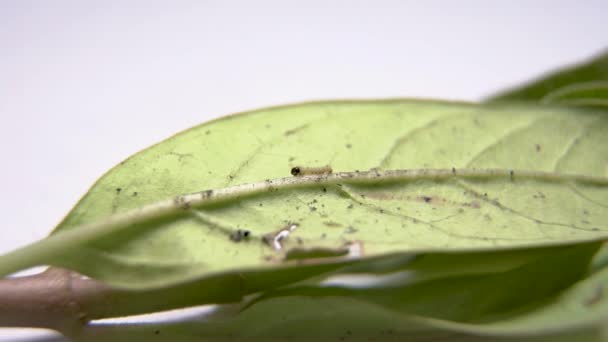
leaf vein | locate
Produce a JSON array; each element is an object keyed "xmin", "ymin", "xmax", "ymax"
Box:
[
  {"xmin": 466, "ymin": 116, "xmax": 548, "ymax": 168},
  {"xmin": 457, "ymin": 180, "xmax": 607, "ymax": 233}
]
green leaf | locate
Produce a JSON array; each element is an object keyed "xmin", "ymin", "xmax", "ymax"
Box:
[
  {"xmin": 75, "ymin": 242, "xmax": 607, "ymax": 341},
  {"xmin": 243, "ymin": 242, "xmax": 600, "ymax": 324},
  {"xmin": 537, "ymin": 81, "xmax": 608, "ymax": 108},
  {"xmin": 81, "ymin": 241, "xmax": 604, "ymax": 319},
  {"xmin": 0, "ymin": 100, "xmax": 606, "ymax": 294},
  {"xmin": 76, "ymin": 319, "xmax": 608, "ymax": 342},
  {"xmin": 487, "ymin": 51, "xmax": 608, "ymax": 106}
]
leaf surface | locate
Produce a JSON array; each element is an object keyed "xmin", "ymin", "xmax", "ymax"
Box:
[{"xmin": 0, "ymin": 100, "xmax": 606, "ymax": 292}]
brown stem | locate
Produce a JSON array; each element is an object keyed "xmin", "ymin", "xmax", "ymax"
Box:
[{"xmin": 0, "ymin": 267, "xmax": 110, "ymax": 335}]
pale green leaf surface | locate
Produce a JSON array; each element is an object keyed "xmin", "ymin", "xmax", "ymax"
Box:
[
  {"xmin": 78, "ymin": 314, "xmax": 607, "ymax": 342},
  {"xmin": 79, "ymin": 315, "xmax": 606, "ymax": 342},
  {"xmin": 1, "ymin": 100, "xmax": 607, "ymax": 289}
]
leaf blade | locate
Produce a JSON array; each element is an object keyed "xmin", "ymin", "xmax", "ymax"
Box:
[{"xmin": 0, "ymin": 100, "xmax": 605, "ymax": 291}]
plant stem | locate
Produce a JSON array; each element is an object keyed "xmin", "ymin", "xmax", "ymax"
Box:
[{"xmin": 0, "ymin": 268, "xmax": 109, "ymax": 335}]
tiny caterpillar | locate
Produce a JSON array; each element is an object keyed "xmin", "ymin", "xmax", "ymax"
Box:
[{"xmin": 291, "ymin": 165, "xmax": 333, "ymax": 176}]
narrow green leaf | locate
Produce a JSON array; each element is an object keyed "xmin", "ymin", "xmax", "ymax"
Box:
[
  {"xmin": 487, "ymin": 51, "xmax": 608, "ymax": 105},
  {"xmin": 538, "ymin": 81, "xmax": 608, "ymax": 108},
  {"xmin": 77, "ymin": 323, "xmax": 607, "ymax": 342},
  {"xmin": 244, "ymin": 242, "xmax": 600, "ymax": 325}
]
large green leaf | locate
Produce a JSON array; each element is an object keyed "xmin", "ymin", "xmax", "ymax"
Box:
[
  {"xmin": 487, "ymin": 50, "xmax": 608, "ymax": 107},
  {"xmin": 0, "ymin": 100, "xmax": 606, "ymax": 293}
]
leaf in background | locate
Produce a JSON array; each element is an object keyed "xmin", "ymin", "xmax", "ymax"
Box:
[
  {"xmin": 487, "ymin": 50, "xmax": 608, "ymax": 107},
  {"xmin": 76, "ymin": 242, "xmax": 608, "ymax": 341},
  {"xmin": 77, "ymin": 320, "xmax": 608, "ymax": 342},
  {"xmin": 538, "ymin": 81, "xmax": 608, "ymax": 108},
  {"xmin": 76, "ymin": 248, "xmax": 608, "ymax": 341},
  {"xmin": 79, "ymin": 240, "xmax": 604, "ymax": 319},
  {"xmin": 242, "ymin": 242, "xmax": 600, "ymax": 323},
  {"xmin": 0, "ymin": 100, "xmax": 606, "ymax": 295}
]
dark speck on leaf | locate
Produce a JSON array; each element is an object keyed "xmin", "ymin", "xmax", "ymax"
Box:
[
  {"xmin": 230, "ymin": 229, "xmax": 251, "ymax": 242},
  {"xmin": 205, "ymin": 130, "xmax": 210, "ymax": 135},
  {"xmin": 322, "ymin": 187, "xmax": 327, "ymax": 192},
  {"xmin": 132, "ymin": 192, "xmax": 138, "ymax": 196},
  {"xmin": 346, "ymin": 143, "xmax": 352, "ymax": 149},
  {"xmin": 422, "ymin": 196, "xmax": 432, "ymax": 203},
  {"xmin": 347, "ymin": 204, "xmax": 354, "ymax": 209},
  {"xmin": 535, "ymin": 144, "xmax": 541, "ymax": 152},
  {"xmin": 116, "ymin": 187, "xmax": 122, "ymax": 193},
  {"xmin": 309, "ymin": 206, "xmax": 317, "ymax": 212},
  {"xmin": 154, "ymin": 330, "xmax": 160, "ymax": 335}
]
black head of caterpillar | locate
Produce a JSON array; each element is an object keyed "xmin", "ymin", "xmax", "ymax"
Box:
[
  {"xmin": 291, "ymin": 165, "xmax": 332, "ymax": 176},
  {"xmin": 291, "ymin": 167, "xmax": 302, "ymax": 176}
]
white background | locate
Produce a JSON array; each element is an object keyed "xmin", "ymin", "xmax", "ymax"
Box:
[{"xmin": 1, "ymin": 1, "xmax": 607, "ymax": 340}]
